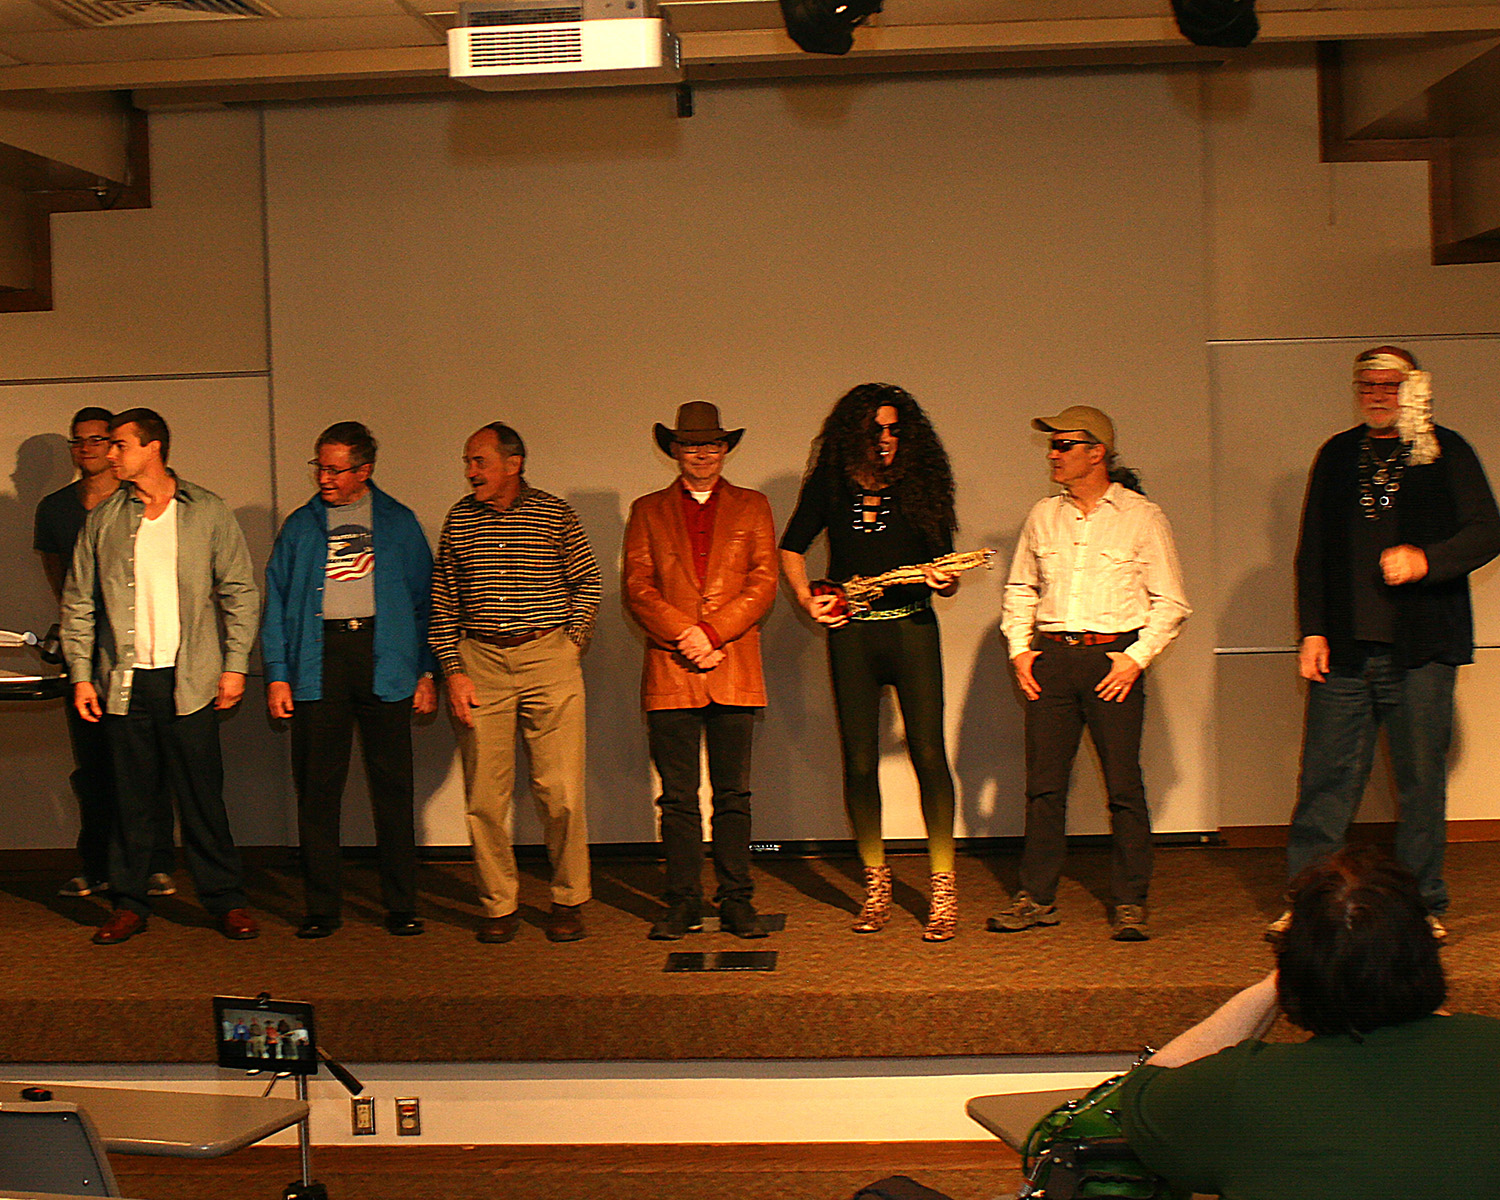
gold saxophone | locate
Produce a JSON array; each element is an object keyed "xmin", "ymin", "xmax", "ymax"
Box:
[{"xmin": 813, "ymin": 549, "xmax": 994, "ymax": 617}]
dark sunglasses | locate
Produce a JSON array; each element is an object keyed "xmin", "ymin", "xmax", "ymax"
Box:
[{"xmin": 1049, "ymin": 438, "xmax": 1096, "ymax": 452}]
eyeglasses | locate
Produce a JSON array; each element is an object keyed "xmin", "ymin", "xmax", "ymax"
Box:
[
  {"xmin": 1356, "ymin": 382, "xmax": 1401, "ymax": 394},
  {"xmin": 1049, "ymin": 438, "xmax": 1097, "ymax": 452},
  {"xmin": 69, "ymin": 436, "xmax": 110, "ymax": 449},
  {"xmin": 309, "ymin": 461, "xmax": 362, "ymax": 478}
]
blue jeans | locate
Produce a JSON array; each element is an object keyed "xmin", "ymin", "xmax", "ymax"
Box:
[{"xmin": 1288, "ymin": 653, "xmax": 1456, "ymax": 914}]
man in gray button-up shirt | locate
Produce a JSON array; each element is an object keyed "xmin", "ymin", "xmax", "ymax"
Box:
[{"xmin": 61, "ymin": 408, "xmax": 262, "ymax": 945}]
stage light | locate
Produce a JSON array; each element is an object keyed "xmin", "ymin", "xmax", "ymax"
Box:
[
  {"xmin": 779, "ymin": 0, "xmax": 883, "ymax": 56},
  {"xmin": 1170, "ymin": 0, "xmax": 1259, "ymax": 48}
]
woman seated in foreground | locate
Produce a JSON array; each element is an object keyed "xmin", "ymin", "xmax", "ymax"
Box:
[{"xmin": 1117, "ymin": 847, "xmax": 1500, "ymax": 1200}]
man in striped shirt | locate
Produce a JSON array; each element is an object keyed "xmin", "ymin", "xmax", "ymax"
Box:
[
  {"xmin": 431, "ymin": 422, "xmax": 602, "ymax": 944},
  {"xmin": 990, "ymin": 406, "xmax": 1190, "ymax": 942}
]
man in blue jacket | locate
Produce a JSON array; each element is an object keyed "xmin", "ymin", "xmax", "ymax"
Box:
[{"xmin": 263, "ymin": 422, "xmax": 438, "ymax": 938}]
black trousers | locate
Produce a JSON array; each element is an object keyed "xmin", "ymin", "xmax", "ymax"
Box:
[
  {"xmin": 827, "ymin": 611, "xmax": 956, "ymax": 873},
  {"xmin": 291, "ymin": 625, "xmax": 417, "ymax": 918},
  {"xmin": 105, "ymin": 667, "xmax": 247, "ymax": 917},
  {"xmin": 647, "ymin": 703, "xmax": 757, "ymax": 904},
  {"xmin": 1019, "ymin": 634, "xmax": 1151, "ymax": 907},
  {"xmin": 66, "ymin": 698, "xmax": 174, "ymax": 884}
]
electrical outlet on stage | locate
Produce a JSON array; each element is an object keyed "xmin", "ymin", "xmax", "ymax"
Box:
[
  {"xmin": 352, "ymin": 1096, "xmax": 376, "ymax": 1136},
  {"xmin": 395, "ymin": 1097, "xmax": 421, "ymax": 1136}
]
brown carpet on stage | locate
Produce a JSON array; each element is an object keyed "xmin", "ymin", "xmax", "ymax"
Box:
[
  {"xmin": 112, "ymin": 1142, "xmax": 1025, "ymax": 1200},
  {"xmin": 4, "ymin": 843, "xmax": 1500, "ymax": 1064}
]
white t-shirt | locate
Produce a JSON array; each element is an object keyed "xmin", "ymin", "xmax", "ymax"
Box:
[{"xmin": 133, "ymin": 497, "xmax": 181, "ymax": 669}]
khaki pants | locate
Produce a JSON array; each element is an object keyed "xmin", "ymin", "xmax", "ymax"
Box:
[{"xmin": 458, "ymin": 629, "xmax": 591, "ymax": 917}]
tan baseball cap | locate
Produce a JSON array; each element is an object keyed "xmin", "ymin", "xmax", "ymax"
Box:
[{"xmin": 1032, "ymin": 405, "xmax": 1115, "ymax": 453}]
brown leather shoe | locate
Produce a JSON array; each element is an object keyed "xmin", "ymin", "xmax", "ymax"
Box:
[
  {"xmin": 92, "ymin": 909, "xmax": 147, "ymax": 945},
  {"xmin": 545, "ymin": 902, "xmax": 586, "ymax": 943},
  {"xmin": 219, "ymin": 908, "xmax": 260, "ymax": 940},
  {"xmin": 477, "ymin": 912, "xmax": 521, "ymax": 944}
]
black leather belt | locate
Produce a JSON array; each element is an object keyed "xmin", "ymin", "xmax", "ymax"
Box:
[
  {"xmin": 325, "ymin": 618, "xmax": 373, "ymax": 633},
  {"xmin": 463, "ymin": 625, "xmax": 561, "ymax": 649},
  {"xmin": 1041, "ymin": 631, "xmax": 1125, "ymax": 647}
]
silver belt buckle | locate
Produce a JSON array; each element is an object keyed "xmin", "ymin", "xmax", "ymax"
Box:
[{"xmin": 347, "ymin": 618, "xmax": 363, "ymax": 631}]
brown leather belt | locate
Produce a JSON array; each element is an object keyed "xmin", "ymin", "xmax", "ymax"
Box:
[
  {"xmin": 463, "ymin": 625, "xmax": 561, "ymax": 649},
  {"xmin": 1041, "ymin": 631, "xmax": 1125, "ymax": 647}
]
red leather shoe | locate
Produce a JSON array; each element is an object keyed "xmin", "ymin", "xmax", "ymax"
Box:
[
  {"xmin": 92, "ymin": 909, "xmax": 147, "ymax": 945},
  {"xmin": 219, "ymin": 908, "xmax": 260, "ymax": 940}
]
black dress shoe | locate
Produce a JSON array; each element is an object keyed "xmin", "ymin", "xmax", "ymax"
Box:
[
  {"xmin": 718, "ymin": 897, "xmax": 768, "ymax": 939},
  {"xmin": 648, "ymin": 898, "xmax": 703, "ymax": 941},
  {"xmin": 384, "ymin": 912, "xmax": 425, "ymax": 936},
  {"xmin": 477, "ymin": 912, "xmax": 521, "ymax": 943},
  {"xmin": 296, "ymin": 916, "xmax": 341, "ymax": 939}
]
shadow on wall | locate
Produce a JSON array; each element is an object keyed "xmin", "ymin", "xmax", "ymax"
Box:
[
  {"xmin": 1, "ymin": 433, "xmax": 74, "ymax": 635},
  {"xmin": 1217, "ymin": 469, "xmax": 1307, "ymax": 651},
  {"xmin": 571, "ymin": 488, "xmax": 656, "ymax": 842},
  {"xmin": 754, "ymin": 471, "xmax": 845, "ymax": 841},
  {"xmin": 953, "ymin": 524, "xmax": 1025, "ymax": 843},
  {"xmin": 445, "ymin": 87, "xmax": 683, "ymax": 164}
]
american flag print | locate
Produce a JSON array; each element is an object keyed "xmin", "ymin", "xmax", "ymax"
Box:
[{"xmin": 326, "ymin": 524, "xmax": 374, "ymax": 582}]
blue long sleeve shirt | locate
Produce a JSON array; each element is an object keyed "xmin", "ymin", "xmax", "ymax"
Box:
[{"xmin": 263, "ymin": 483, "xmax": 437, "ymax": 702}]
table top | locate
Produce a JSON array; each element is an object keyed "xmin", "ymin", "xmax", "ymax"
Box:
[
  {"xmin": 966, "ymin": 1087, "xmax": 1087, "ymax": 1151},
  {"xmin": 0, "ymin": 1081, "xmax": 307, "ymax": 1159},
  {"xmin": 0, "ymin": 671, "xmax": 68, "ymax": 702}
]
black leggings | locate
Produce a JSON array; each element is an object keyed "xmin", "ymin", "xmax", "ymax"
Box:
[{"xmin": 827, "ymin": 611, "xmax": 956, "ymax": 873}]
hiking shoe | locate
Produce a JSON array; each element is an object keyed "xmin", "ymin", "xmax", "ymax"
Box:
[{"xmin": 986, "ymin": 891, "xmax": 1060, "ymax": 932}]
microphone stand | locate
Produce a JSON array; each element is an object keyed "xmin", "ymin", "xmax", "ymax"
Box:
[{"xmin": 270, "ymin": 1046, "xmax": 364, "ymax": 1200}]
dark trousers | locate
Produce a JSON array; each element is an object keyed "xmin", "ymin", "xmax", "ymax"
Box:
[
  {"xmin": 65, "ymin": 699, "xmax": 174, "ymax": 884},
  {"xmin": 1289, "ymin": 652, "xmax": 1455, "ymax": 914},
  {"xmin": 1019, "ymin": 634, "xmax": 1151, "ymax": 907},
  {"xmin": 292, "ymin": 625, "xmax": 417, "ymax": 918},
  {"xmin": 827, "ymin": 611, "xmax": 956, "ymax": 873},
  {"xmin": 105, "ymin": 667, "xmax": 247, "ymax": 917},
  {"xmin": 647, "ymin": 704, "xmax": 757, "ymax": 904}
]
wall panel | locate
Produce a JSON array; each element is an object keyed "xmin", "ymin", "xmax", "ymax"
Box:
[{"xmin": 262, "ymin": 71, "xmax": 1218, "ymax": 842}]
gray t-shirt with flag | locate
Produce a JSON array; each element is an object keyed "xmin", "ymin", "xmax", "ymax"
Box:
[{"xmin": 323, "ymin": 491, "xmax": 375, "ymax": 620}]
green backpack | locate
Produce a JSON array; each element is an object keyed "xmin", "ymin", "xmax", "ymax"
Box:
[{"xmin": 1018, "ymin": 1071, "xmax": 1190, "ymax": 1199}]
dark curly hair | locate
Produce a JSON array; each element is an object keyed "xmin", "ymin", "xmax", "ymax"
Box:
[
  {"xmin": 1277, "ymin": 846, "xmax": 1445, "ymax": 1038},
  {"xmin": 806, "ymin": 383, "xmax": 957, "ymax": 546}
]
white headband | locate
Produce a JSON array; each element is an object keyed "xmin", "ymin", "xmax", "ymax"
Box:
[{"xmin": 1356, "ymin": 353, "xmax": 1438, "ymax": 464}]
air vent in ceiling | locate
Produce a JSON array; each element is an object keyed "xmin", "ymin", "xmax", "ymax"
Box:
[
  {"xmin": 36, "ymin": 0, "xmax": 279, "ymax": 27},
  {"xmin": 466, "ymin": 6, "xmax": 582, "ymax": 25}
]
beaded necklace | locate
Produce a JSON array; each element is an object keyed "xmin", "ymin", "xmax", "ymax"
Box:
[{"xmin": 1358, "ymin": 435, "xmax": 1408, "ymax": 520}]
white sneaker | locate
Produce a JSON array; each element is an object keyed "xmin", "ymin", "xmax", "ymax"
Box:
[
  {"xmin": 147, "ymin": 872, "xmax": 177, "ymax": 897},
  {"xmin": 59, "ymin": 875, "xmax": 101, "ymax": 898}
]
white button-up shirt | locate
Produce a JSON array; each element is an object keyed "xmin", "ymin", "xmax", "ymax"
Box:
[{"xmin": 1002, "ymin": 483, "xmax": 1191, "ymax": 669}]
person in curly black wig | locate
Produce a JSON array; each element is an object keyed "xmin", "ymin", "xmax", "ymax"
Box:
[
  {"xmin": 780, "ymin": 383, "xmax": 962, "ymax": 941},
  {"xmin": 805, "ymin": 384, "xmax": 958, "ymax": 549}
]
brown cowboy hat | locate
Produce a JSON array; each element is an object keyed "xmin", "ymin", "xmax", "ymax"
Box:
[{"xmin": 653, "ymin": 402, "xmax": 745, "ymax": 455}]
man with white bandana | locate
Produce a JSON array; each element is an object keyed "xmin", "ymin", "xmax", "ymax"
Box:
[{"xmin": 1273, "ymin": 347, "xmax": 1500, "ymax": 942}]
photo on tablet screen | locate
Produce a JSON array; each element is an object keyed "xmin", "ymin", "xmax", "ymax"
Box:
[{"xmin": 213, "ymin": 996, "xmax": 318, "ymax": 1075}]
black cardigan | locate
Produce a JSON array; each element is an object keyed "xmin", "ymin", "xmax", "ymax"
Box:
[{"xmin": 1295, "ymin": 425, "xmax": 1500, "ymax": 668}]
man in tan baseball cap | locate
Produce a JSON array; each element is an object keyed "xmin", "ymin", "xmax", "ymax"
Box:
[
  {"xmin": 1031, "ymin": 405, "xmax": 1115, "ymax": 452},
  {"xmin": 992, "ymin": 406, "xmax": 1190, "ymax": 942}
]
